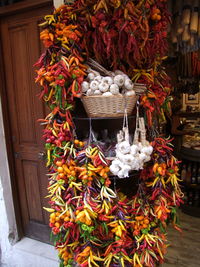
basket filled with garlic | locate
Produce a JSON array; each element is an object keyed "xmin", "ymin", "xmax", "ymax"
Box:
[{"xmin": 81, "ymin": 59, "xmax": 143, "ymax": 118}]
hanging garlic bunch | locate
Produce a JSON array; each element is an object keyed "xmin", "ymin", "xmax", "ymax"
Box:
[
  {"xmin": 81, "ymin": 67, "xmax": 136, "ymax": 96},
  {"xmin": 130, "ymin": 118, "xmax": 153, "ymax": 171},
  {"xmin": 138, "ymin": 118, "xmax": 153, "ymax": 162},
  {"xmin": 110, "ymin": 126, "xmax": 134, "ymax": 178},
  {"xmin": 110, "ymin": 110, "xmax": 153, "ymax": 178}
]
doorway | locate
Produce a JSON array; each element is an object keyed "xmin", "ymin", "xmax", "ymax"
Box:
[{"xmin": 0, "ymin": 0, "xmax": 53, "ymax": 243}]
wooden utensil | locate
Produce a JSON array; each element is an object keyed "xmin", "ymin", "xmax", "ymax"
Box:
[
  {"xmin": 182, "ymin": 0, "xmax": 192, "ymax": 25},
  {"xmin": 190, "ymin": 0, "xmax": 199, "ymax": 33}
]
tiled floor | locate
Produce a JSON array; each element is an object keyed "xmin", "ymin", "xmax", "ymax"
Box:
[
  {"xmin": 1, "ymin": 211, "xmax": 199, "ymax": 267},
  {"xmin": 162, "ymin": 211, "xmax": 200, "ymax": 267},
  {"xmin": 0, "ymin": 238, "xmax": 58, "ymax": 267}
]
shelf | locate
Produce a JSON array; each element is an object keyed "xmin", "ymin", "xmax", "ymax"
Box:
[
  {"xmin": 73, "ymin": 115, "xmax": 136, "ymax": 121},
  {"xmin": 181, "ymin": 204, "xmax": 200, "ymax": 218},
  {"xmin": 183, "ymin": 183, "xmax": 200, "ymax": 190},
  {"xmin": 179, "ymin": 147, "xmax": 200, "ymax": 162},
  {"xmin": 109, "ymin": 171, "xmax": 139, "ymax": 180},
  {"xmin": 177, "ymin": 111, "xmax": 200, "ymax": 118}
]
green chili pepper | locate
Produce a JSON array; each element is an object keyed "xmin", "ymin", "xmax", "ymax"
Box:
[
  {"xmin": 69, "ymin": 176, "xmax": 76, "ymax": 181},
  {"xmin": 58, "ymin": 179, "xmax": 65, "ymax": 185},
  {"xmin": 142, "ymin": 229, "xmax": 149, "ymax": 234},
  {"xmin": 100, "ymin": 178, "xmax": 105, "ymax": 184},
  {"xmin": 89, "ymin": 226, "xmax": 95, "ymax": 232},
  {"xmin": 49, "ymin": 104, "xmax": 56, "ymax": 110},
  {"xmin": 102, "ymin": 222, "xmax": 108, "ymax": 235},
  {"xmin": 81, "ymin": 224, "xmax": 88, "ymax": 231},
  {"xmin": 55, "ymin": 85, "xmax": 62, "ymax": 108},
  {"xmin": 45, "ymin": 143, "xmax": 52, "ymax": 149},
  {"xmin": 161, "ymin": 224, "xmax": 166, "ymax": 233}
]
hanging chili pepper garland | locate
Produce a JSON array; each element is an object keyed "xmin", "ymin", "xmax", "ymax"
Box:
[{"xmin": 35, "ymin": 1, "xmax": 183, "ymax": 267}]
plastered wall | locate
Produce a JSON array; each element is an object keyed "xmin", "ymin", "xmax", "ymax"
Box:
[{"xmin": 0, "ymin": 96, "xmax": 18, "ymax": 264}]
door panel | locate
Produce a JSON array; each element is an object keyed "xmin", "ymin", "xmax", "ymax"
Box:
[
  {"xmin": 0, "ymin": 3, "xmax": 52, "ymax": 242},
  {"xmin": 9, "ymin": 26, "xmax": 37, "ymax": 144},
  {"xmin": 23, "ymin": 160, "xmax": 44, "ymax": 222}
]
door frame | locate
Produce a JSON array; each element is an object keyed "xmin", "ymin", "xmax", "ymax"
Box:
[{"xmin": 0, "ymin": 0, "xmax": 53, "ymax": 241}]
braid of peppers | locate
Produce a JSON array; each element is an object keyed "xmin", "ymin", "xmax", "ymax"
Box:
[{"xmin": 35, "ymin": 1, "xmax": 183, "ymax": 267}]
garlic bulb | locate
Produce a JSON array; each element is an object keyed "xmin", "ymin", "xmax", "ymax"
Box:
[
  {"xmin": 147, "ymin": 146, "xmax": 153, "ymax": 155},
  {"xmin": 94, "ymin": 75, "xmax": 102, "ymax": 83},
  {"xmin": 119, "ymin": 165, "xmax": 131, "ymax": 178},
  {"xmin": 86, "ymin": 89, "xmax": 93, "ymax": 96},
  {"xmin": 87, "ymin": 68, "xmax": 100, "ymax": 77},
  {"xmin": 117, "ymin": 141, "xmax": 131, "ymax": 154},
  {"xmin": 110, "ymin": 164, "xmax": 120, "ymax": 175},
  {"xmin": 137, "ymin": 142, "xmax": 143, "ymax": 150},
  {"xmin": 90, "ymin": 81, "xmax": 99, "ymax": 91},
  {"xmin": 115, "ymin": 151, "xmax": 125, "ymax": 161},
  {"xmin": 102, "ymin": 76, "xmax": 113, "ymax": 85},
  {"xmin": 110, "ymin": 84, "xmax": 119, "ymax": 95},
  {"xmin": 112, "ymin": 159, "xmax": 122, "ymax": 168},
  {"xmin": 124, "ymin": 79, "xmax": 134, "ymax": 90},
  {"xmin": 131, "ymin": 144, "xmax": 138, "ymax": 155},
  {"xmin": 87, "ymin": 73, "xmax": 95, "ymax": 81},
  {"xmin": 139, "ymin": 152, "xmax": 146, "ymax": 161},
  {"xmin": 141, "ymin": 145, "xmax": 153, "ymax": 155},
  {"xmin": 102, "ymin": 92, "xmax": 112, "ymax": 96},
  {"xmin": 81, "ymin": 81, "xmax": 89, "ymax": 93},
  {"xmin": 92, "ymin": 71, "xmax": 100, "ymax": 77},
  {"xmin": 117, "ymin": 169, "xmax": 125, "ymax": 178},
  {"xmin": 125, "ymin": 91, "xmax": 136, "ymax": 96},
  {"xmin": 133, "ymin": 156, "xmax": 143, "ymax": 170},
  {"xmin": 144, "ymin": 155, "xmax": 151, "ymax": 163},
  {"xmin": 99, "ymin": 82, "xmax": 109, "ymax": 93},
  {"xmin": 93, "ymin": 90, "xmax": 102, "ymax": 95},
  {"xmin": 123, "ymin": 154, "xmax": 134, "ymax": 165},
  {"xmin": 115, "ymin": 70, "xmax": 124, "ymax": 75},
  {"xmin": 117, "ymin": 170, "xmax": 126, "ymax": 178},
  {"xmin": 123, "ymin": 74, "xmax": 129, "ymax": 80},
  {"xmin": 114, "ymin": 75, "xmax": 125, "ymax": 87},
  {"xmin": 122, "ymin": 164, "xmax": 131, "ymax": 171}
]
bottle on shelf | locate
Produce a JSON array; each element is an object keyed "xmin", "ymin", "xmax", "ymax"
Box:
[
  {"xmin": 181, "ymin": 164, "xmax": 187, "ymax": 182},
  {"xmin": 194, "ymin": 190, "xmax": 200, "ymax": 207},
  {"xmin": 183, "ymin": 190, "xmax": 188, "ymax": 203},
  {"xmin": 191, "ymin": 163, "xmax": 197, "ymax": 185},
  {"xmin": 185, "ymin": 163, "xmax": 192, "ymax": 184},
  {"xmin": 197, "ymin": 164, "xmax": 200, "ymax": 184},
  {"xmin": 187, "ymin": 190, "xmax": 194, "ymax": 206}
]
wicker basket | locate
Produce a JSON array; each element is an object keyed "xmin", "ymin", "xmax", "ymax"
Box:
[{"xmin": 81, "ymin": 94, "xmax": 137, "ymax": 118}]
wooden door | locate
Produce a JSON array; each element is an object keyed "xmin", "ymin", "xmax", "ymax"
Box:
[{"xmin": 0, "ymin": 1, "xmax": 53, "ymax": 243}]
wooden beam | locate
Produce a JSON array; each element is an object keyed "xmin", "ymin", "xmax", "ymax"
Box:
[{"xmin": 0, "ymin": 0, "xmax": 53, "ymax": 17}]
